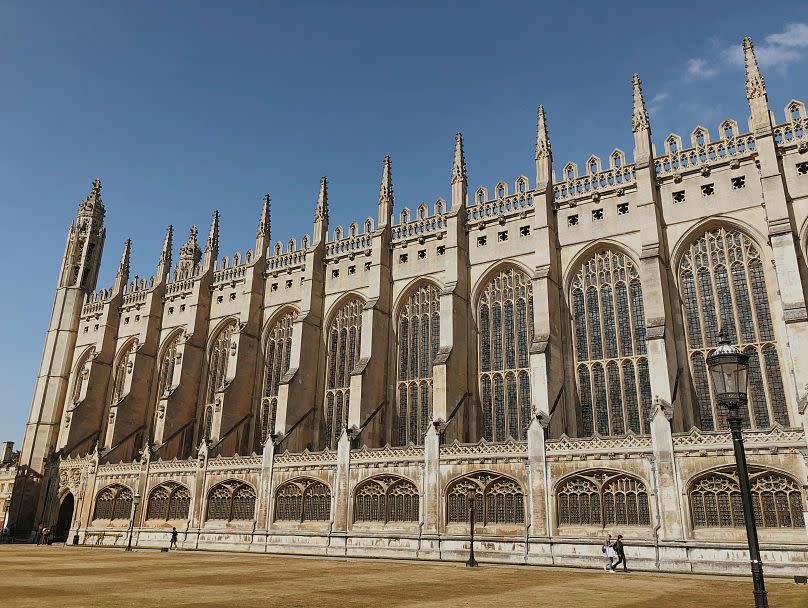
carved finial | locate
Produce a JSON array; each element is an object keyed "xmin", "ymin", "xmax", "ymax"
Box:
[
  {"xmin": 631, "ymin": 74, "xmax": 650, "ymax": 133},
  {"xmin": 78, "ymin": 177, "xmax": 105, "ymax": 220},
  {"xmin": 159, "ymin": 225, "xmax": 173, "ymax": 267},
  {"xmin": 178, "ymin": 224, "xmax": 201, "ymax": 269},
  {"xmin": 257, "ymin": 194, "xmax": 271, "ymax": 239},
  {"xmin": 451, "ymin": 133, "xmax": 467, "ymax": 185},
  {"xmin": 379, "ymin": 155, "xmax": 393, "ymax": 206},
  {"xmin": 117, "ymin": 238, "xmax": 131, "ymax": 279},
  {"xmin": 535, "ymin": 105, "xmax": 552, "ymax": 160},
  {"xmin": 314, "ymin": 176, "xmax": 329, "ymax": 224},
  {"xmin": 206, "ymin": 210, "xmax": 219, "ymax": 253},
  {"xmin": 743, "ymin": 36, "xmax": 766, "ymax": 101}
]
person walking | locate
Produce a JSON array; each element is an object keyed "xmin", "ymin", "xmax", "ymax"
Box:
[
  {"xmin": 169, "ymin": 527, "xmax": 178, "ymax": 550},
  {"xmin": 602, "ymin": 534, "xmax": 615, "ymax": 572},
  {"xmin": 613, "ymin": 534, "xmax": 628, "ymax": 572}
]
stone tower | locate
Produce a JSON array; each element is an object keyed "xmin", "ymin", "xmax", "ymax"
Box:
[{"xmin": 10, "ymin": 179, "xmax": 106, "ymax": 534}]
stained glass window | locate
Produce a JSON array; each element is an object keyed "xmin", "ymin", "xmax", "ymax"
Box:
[
  {"xmin": 678, "ymin": 227, "xmax": 789, "ymax": 429},
  {"xmin": 202, "ymin": 320, "xmax": 237, "ymax": 442},
  {"xmin": 690, "ymin": 467, "xmax": 804, "ymax": 529},
  {"xmin": 396, "ymin": 284, "xmax": 440, "ymax": 446},
  {"xmin": 274, "ymin": 477, "xmax": 331, "ymax": 522},
  {"xmin": 110, "ymin": 339, "xmax": 138, "ymax": 405},
  {"xmin": 205, "ymin": 480, "xmax": 256, "ymax": 521},
  {"xmin": 323, "ymin": 299, "xmax": 363, "ymax": 449},
  {"xmin": 354, "ymin": 476, "xmax": 419, "ymax": 523},
  {"xmin": 557, "ymin": 471, "xmax": 650, "ymax": 527},
  {"xmin": 477, "ymin": 267, "xmax": 534, "ymax": 441},
  {"xmin": 571, "ymin": 250, "xmax": 652, "ymax": 436},
  {"xmin": 260, "ymin": 311, "xmax": 295, "ymax": 444},
  {"xmin": 93, "ymin": 484, "xmax": 133, "ymax": 521},
  {"xmin": 146, "ymin": 482, "xmax": 191, "ymax": 521},
  {"xmin": 446, "ymin": 472, "xmax": 524, "ymax": 525}
]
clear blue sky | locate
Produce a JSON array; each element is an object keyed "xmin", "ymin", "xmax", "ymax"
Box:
[{"xmin": 2, "ymin": 1, "xmax": 807, "ymax": 445}]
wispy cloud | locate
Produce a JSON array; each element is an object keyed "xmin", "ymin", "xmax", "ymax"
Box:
[
  {"xmin": 724, "ymin": 22, "xmax": 808, "ymax": 73},
  {"xmin": 686, "ymin": 58, "xmax": 718, "ymax": 79},
  {"xmin": 648, "ymin": 92, "xmax": 669, "ymax": 114}
]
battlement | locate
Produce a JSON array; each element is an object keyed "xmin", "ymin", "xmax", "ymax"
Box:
[
  {"xmin": 468, "ymin": 178, "xmax": 532, "ymax": 224},
  {"xmin": 553, "ymin": 151, "xmax": 635, "ymax": 205},
  {"xmin": 392, "ymin": 199, "xmax": 447, "ymax": 242}
]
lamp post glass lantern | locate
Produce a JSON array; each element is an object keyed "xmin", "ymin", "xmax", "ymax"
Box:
[
  {"xmin": 706, "ymin": 330, "xmax": 767, "ymax": 608},
  {"xmin": 466, "ymin": 488, "xmax": 478, "ymax": 568},
  {"xmin": 125, "ymin": 493, "xmax": 141, "ymax": 552}
]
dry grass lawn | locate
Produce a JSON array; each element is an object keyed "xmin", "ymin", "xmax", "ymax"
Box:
[{"xmin": 0, "ymin": 545, "xmax": 806, "ymax": 607}]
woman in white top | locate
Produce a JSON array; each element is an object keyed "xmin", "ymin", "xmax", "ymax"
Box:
[{"xmin": 603, "ymin": 535, "xmax": 616, "ymax": 572}]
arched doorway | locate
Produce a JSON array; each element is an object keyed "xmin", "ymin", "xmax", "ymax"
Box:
[{"xmin": 54, "ymin": 493, "xmax": 74, "ymax": 542}]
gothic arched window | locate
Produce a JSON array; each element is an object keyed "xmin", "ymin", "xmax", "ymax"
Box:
[
  {"xmin": 571, "ymin": 250, "xmax": 652, "ymax": 436},
  {"xmin": 110, "ymin": 339, "xmax": 138, "ymax": 405},
  {"xmin": 261, "ymin": 310, "xmax": 295, "ymax": 444},
  {"xmin": 93, "ymin": 484, "xmax": 133, "ymax": 521},
  {"xmin": 556, "ymin": 471, "xmax": 651, "ymax": 528},
  {"xmin": 205, "ymin": 321, "xmax": 237, "ymax": 406},
  {"xmin": 678, "ymin": 227, "xmax": 789, "ymax": 430},
  {"xmin": 274, "ymin": 477, "xmax": 331, "ymax": 522},
  {"xmin": 477, "ymin": 267, "xmax": 534, "ymax": 441},
  {"xmin": 446, "ymin": 471, "xmax": 524, "ymax": 526},
  {"xmin": 156, "ymin": 333, "xmax": 182, "ymax": 400},
  {"xmin": 145, "ymin": 482, "xmax": 191, "ymax": 522},
  {"xmin": 205, "ymin": 480, "xmax": 256, "ymax": 522},
  {"xmin": 323, "ymin": 299, "xmax": 363, "ymax": 449},
  {"xmin": 354, "ymin": 476, "xmax": 419, "ymax": 523},
  {"xmin": 71, "ymin": 347, "xmax": 94, "ymax": 404},
  {"xmin": 395, "ymin": 284, "xmax": 440, "ymax": 446},
  {"xmin": 690, "ymin": 467, "xmax": 804, "ymax": 529}
]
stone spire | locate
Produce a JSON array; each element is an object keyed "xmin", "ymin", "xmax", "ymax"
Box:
[
  {"xmin": 451, "ymin": 133, "xmax": 467, "ymax": 210},
  {"xmin": 535, "ymin": 106, "xmax": 552, "ymax": 188},
  {"xmin": 378, "ymin": 155, "xmax": 393, "ymax": 227},
  {"xmin": 631, "ymin": 74, "xmax": 653, "ymax": 163},
  {"xmin": 157, "ymin": 225, "xmax": 173, "ymax": 280},
  {"xmin": 256, "ymin": 194, "xmax": 271, "ymax": 257},
  {"xmin": 176, "ymin": 225, "xmax": 201, "ymax": 278},
  {"xmin": 743, "ymin": 36, "xmax": 766, "ymax": 101},
  {"xmin": 77, "ymin": 177, "xmax": 105, "ymax": 223},
  {"xmin": 313, "ymin": 176, "xmax": 329, "ymax": 243},
  {"xmin": 631, "ymin": 74, "xmax": 650, "ymax": 133},
  {"xmin": 203, "ymin": 210, "xmax": 220, "ymax": 270},
  {"xmin": 113, "ymin": 238, "xmax": 131, "ymax": 293}
]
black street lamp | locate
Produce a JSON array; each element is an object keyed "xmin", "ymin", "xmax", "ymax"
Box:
[
  {"xmin": 466, "ymin": 489, "xmax": 478, "ymax": 568},
  {"xmin": 706, "ymin": 331, "xmax": 768, "ymax": 608},
  {"xmin": 125, "ymin": 493, "xmax": 141, "ymax": 552}
]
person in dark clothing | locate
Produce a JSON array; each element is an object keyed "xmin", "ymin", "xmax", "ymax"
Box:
[
  {"xmin": 170, "ymin": 527, "xmax": 178, "ymax": 550},
  {"xmin": 613, "ymin": 534, "xmax": 627, "ymax": 572}
]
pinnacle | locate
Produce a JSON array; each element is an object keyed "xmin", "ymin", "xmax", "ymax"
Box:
[
  {"xmin": 452, "ymin": 133, "xmax": 466, "ymax": 185},
  {"xmin": 536, "ymin": 105, "xmax": 551, "ymax": 160}
]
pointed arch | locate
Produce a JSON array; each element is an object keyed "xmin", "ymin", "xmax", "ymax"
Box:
[
  {"xmin": 474, "ymin": 263, "xmax": 534, "ymax": 441},
  {"xmin": 393, "ymin": 280, "xmax": 442, "ymax": 446},
  {"xmin": 675, "ymin": 223, "xmax": 789, "ymax": 430},
  {"xmin": 92, "ymin": 483, "xmax": 133, "ymax": 521},
  {"xmin": 201, "ymin": 318, "xmax": 238, "ymax": 440},
  {"xmin": 70, "ymin": 346, "xmax": 95, "ymax": 404},
  {"xmin": 322, "ymin": 295, "xmax": 365, "ymax": 449},
  {"xmin": 205, "ymin": 479, "xmax": 256, "ymax": 522},
  {"xmin": 568, "ymin": 247, "xmax": 652, "ymax": 436},
  {"xmin": 110, "ymin": 337, "xmax": 139, "ymax": 405},
  {"xmin": 259, "ymin": 306, "xmax": 298, "ymax": 444},
  {"xmin": 555, "ymin": 469, "xmax": 651, "ymax": 528},
  {"xmin": 274, "ymin": 477, "xmax": 331, "ymax": 522},
  {"xmin": 353, "ymin": 475, "xmax": 419, "ymax": 523},
  {"xmin": 146, "ymin": 481, "xmax": 191, "ymax": 522},
  {"xmin": 445, "ymin": 470, "xmax": 525, "ymax": 526}
]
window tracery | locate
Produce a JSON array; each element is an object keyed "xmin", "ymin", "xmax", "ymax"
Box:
[
  {"xmin": 261, "ymin": 311, "xmax": 295, "ymax": 444},
  {"xmin": 571, "ymin": 250, "xmax": 652, "ymax": 436},
  {"xmin": 690, "ymin": 467, "xmax": 804, "ymax": 529},
  {"xmin": 478, "ymin": 267, "xmax": 534, "ymax": 441},
  {"xmin": 323, "ymin": 299, "xmax": 363, "ymax": 449},
  {"xmin": 446, "ymin": 471, "xmax": 524, "ymax": 526},
  {"xmin": 205, "ymin": 480, "xmax": 256, "ymax": 521},
  {"xmin": 354, "ymin": 476, "xmax": 419, "ymax": 523},
  {"xmin": 679, "ymin": 227, "xmax": 789, "ymax": 429},
  {"xmin": 396, "ymin": 284, "xmax": 440, "ymax": 446},
  {"xmin": 71, "ymin": 348, "xmax": 94, "ymax": 403},
  {"xmin": 156, "ymin": 333, "xmax": 181, "ymax": 400},
  {"xmin": 93, "ymin": 484, "xmax": 133, "ymax": 521},
  {"xmin": 274, "ymin": 477, "xmax": 331, "ymax": 522},
  {"xmin": 110, "ymin": 340, "xmax": 138, "ymax": 405},
  {"xmin": 200, "ymin": 321, "xmax": 237, "ymax": 442},
  {"xmin": 556, "ymin": 471, "xmax": 651, "ymax": 527},
  {"xmin": 145, "ymin": 482, "xmax": 191, "ymax": 521}
]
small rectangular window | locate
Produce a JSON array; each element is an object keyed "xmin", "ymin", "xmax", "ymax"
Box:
[
  {"xmin": 731, "ymin": 176, "xmax": 746, "ymax": 189},
  {"xmin": 230, "ymin": 292, "xmax": 236, "ymax": 300},
  {"xmin": 568, "ymin": 214, "xmax": 579, "ymax": 227},
  {"xmin": 399, "ymin": 253, "xmax": 408, "ymax": 263},
  {"xmin": 332, "ymin": 269, "xmax": 340, "ymax": 278},
  {"xmin": 477, "ymin": 236, "xmax": 487, "ymax": 247},
  {"xmin": 168, "ymin": 307, "xmax": 174, "ymax": 315},
  {"xmin": 520, "ymin": 226, "xmax": 530, "ymax": 237},
  {"xmin": 418, "ymin": 249, "xmax": 426, "ymax": 259},
  {"xmin": 180, "ymin": 304, "xmax": 185, "ymax": 312},
  {"xmin": 271, "ymin": 283, "xmax": 278, "ymax": 291},
  {"xmin": 617, "ymin": 202, "xmax": 629, "ymax": 215},
  {"xmin": 672, "ymin": 190, "xmax": 686, "ymax": 203},
  {"xmin": 498, "ymin": 231, "xmax": 508, "ymax": 242},
  {"xmin": 124, "ymin": 317, "xmax": 130, "ymax": 324},
  {"xmin": 348, "ymin": 265, "xmax": 356, "ymax": 274},
  {"xmin": 285, "ymin": 280, "xmax": 292, "ymax": 288},
  {"xmin": 364, "ymin": 261, "xmax": 371, "ymax": 271},
  {"xmin": 701, "ymin": 183, "xmax": 715, "ymax": 196},
  {"xmin": 798, "ymin": 161, "xmax": 808, "ymax": 175},
  {"xmin": 437, "ymin": 245, "xmax": 446, "ymax": 255},
  {"xmin": 592, "ymin": 208, "xmax": 603, "ymax": 221}
]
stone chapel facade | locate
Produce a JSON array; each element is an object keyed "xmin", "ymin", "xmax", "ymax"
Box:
[{"xmin": 6, "ymin": 37, "xmax": 808, "ymax": 573}]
